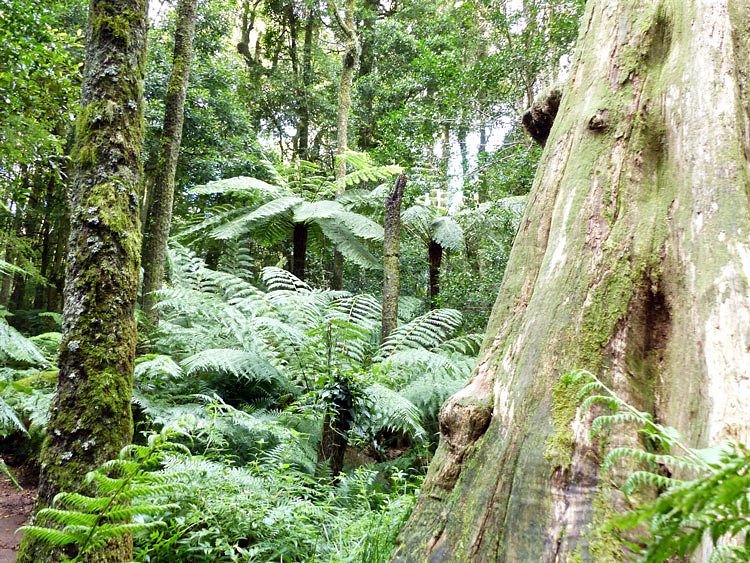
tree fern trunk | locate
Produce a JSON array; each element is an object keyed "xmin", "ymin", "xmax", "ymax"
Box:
[
  {"xmin": 17, "ymin": 0, "xmax": 148, "ymax": 560},
  {"xmin": 428, "ymin": 241, "xmax": 443, "ymax": 308},
  {"xmin": 141, "ymin": 0, "xmax": 198, "ymax": 325},
  {"xmin": 394, "ymin": 1, "xmax": 750, "ymax": 560},
  {"xmin": 292, "ymin": 222, "xmax": 308, "ymax": 281}
]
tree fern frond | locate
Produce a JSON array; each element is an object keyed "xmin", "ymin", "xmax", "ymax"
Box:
[
  {"xmin": 0, "ymin": 396, "xmax": 27, "ymax": 435},
  {"xmin": 211, "ymin": 196, "xmax": 302, "ymax": 240},
  {"xmin": 0, "ymin": 318, "xmax": 48, "ymax": 365},
  {"xmin": 182, "ymin": 349, "xmax": 283, "ymax": 385},
  {"xmin": 430, "ymin": 216, "xmax": 464, "ymax": 251},
  {"xmin": 397, "ymin": 296, "xmax": 424, "ymax": 322},
  {"xmin": 335, "ymin": 211, "xmax": 384, "ymax": 241},
  {"xmin": 190, "ymin": 176, "xmax": 286, "ymax": 198},
  {"xmin": 437, "ymin": 333, "xmax": 483, "ymax": 356},
  {"xmin": 317, "ymin": 219, "xmax": 382, "ymax": 270},
  {"xmin": 135, "ymin": 355, "xmax": 183, "ymax": 381},
  {"xmin": 293, "ymin": 200, "xmax": 346, "ymax": 222},
  {"xmin": 362, "ymin": 383, "xmax": 425, "ymax": 440}
]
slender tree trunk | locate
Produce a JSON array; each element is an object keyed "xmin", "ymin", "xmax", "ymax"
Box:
[
  {"xmin": 355, "ymin": 0, "xmax": 379, "ymax": 151},
  {"xmin": 427, "ymin": 241, "xmax": 443, "ymax": 308},
  {"xmin": 46, "ymin": 206, "xmax": 70, "ymax": 311},
  {"xmin": 298, "ymin": 6, "xmax": 316, "ymax": 162},
  {"xmin": 381, "ymin": 174, "xmax": 406, "ymax": 342},
  {"xmin": 395, "ymin": 1, "xmax": 750, "ymax": 560},
  {"xmin": 140, "ymin": 0, "xmax": 198, "ymax": 325},
  {"xmin": 331, "ymin": 0, "xmax": 360, "ymax": 290},
  {"xmin": 291, "ymin": 222, "xmax": 308, "ymax": 281},
  {"xmin": 17, "ymin": 0, "xmax": 148, "ymax": 560}
]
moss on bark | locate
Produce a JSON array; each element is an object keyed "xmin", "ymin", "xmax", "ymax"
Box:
[
  {"xmin": 394, "ymin": 1, "xmax": 750, "ymax": 560},
  {"xmin": 17, "ymin": 0, "xmax": 148, "ymax": 561}
]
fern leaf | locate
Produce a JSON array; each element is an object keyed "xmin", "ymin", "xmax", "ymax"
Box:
[
  {"xmin": 211, "ymin": 196, "xmax": 303, "ymax": 240},
  {"xmin": 379, "ymin": 309, "xmax": 462, "ymax": 357},
  {"xmin": 317, "ymin": 219, "xmax": 382, "ymax": 270},
  {"xmin": 190, "ymin": 176, "xmax": 285, "ymax": 197},
  {"xmin": 430, "ymin": 216, "xmax": 464, "ymax": 251},
  {"xmin": 18, "ymin": 526, "xmax": 80, "ymax": 546}
]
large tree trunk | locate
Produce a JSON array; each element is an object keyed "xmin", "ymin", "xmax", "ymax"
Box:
[
  {"xmin": 331, "ymin": 0, "xmax": 360, "ymax": 290},
  {"xmin": 394, "ymin": 1, "xmax": 750, "ymax": 561},
  {"xmin": 17, "ymin": 0, "xmax": 148, "ymax": 560},
  {"xmin": 381, "ymin": 174, "xmax": 406, "ymax": 342},
  {"xmin": 140, "ymin": 0, "xmax": 198, "ymax": 325}
]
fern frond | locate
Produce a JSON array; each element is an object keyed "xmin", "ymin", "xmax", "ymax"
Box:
[
  {"xmin": 379, "ymin": 309, "xmax": 462, "ymax": 357},
  {"xmin": 182, "ymin": 349, "xmax": 283, "ymax": 385},
  {"xmin": 211, "ymin": 196, "xmax": 302, "ymax": 240},
  {"xmin": 430, "ymin": 216, "xmax": 464, "ymax": 251},
  {"xmin": 190, "ymin": 176, "xmax": 285, "ymax": 198},
  {"xmin": 18, "ymin": 526, "xmax": 79, "ymax": 546},
  {"xmin": 621, "ymin": 471, "xmax": 681, "ymax": 496},
  {"xmin": 0, "ymin": 318, "xmax": 48, "ymax": 365},
  {"xmin": 317, "ymin": 219, "xmax": 382, "ymax": 270},
  {"xmin": 0, "ymin": 396, "xmax": 27, "ymax": 435},
  {"xmin": 262, "ymin": 267, "xmax": 311, "ymax": 292},
  {"xmin": 437, "ymin": 333, "xmax": 483, "ymax": 356},
  {"xmin": 362, "ymin": 383, "xmax": 425, "ymax": 439}
]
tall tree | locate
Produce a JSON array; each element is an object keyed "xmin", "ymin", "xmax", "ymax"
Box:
[
  {"xmin": 395, "ymin": 0, "xmax": 750, "ymax": 560},
  {"xmin": 141, "ymin": 0, "xmax": 199, "ymax": 325},
  {"xmin": 330, "ymin": 0, "xmax": 360, "ymax": 289},
  {"xmin": 17, "ymin": 0, "xmax": 148, "ymax": 560}
]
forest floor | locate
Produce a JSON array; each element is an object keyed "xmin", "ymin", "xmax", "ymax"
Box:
[{"xmin": 0, "ymin": 466, "xmax": 35, "ymax": 563}]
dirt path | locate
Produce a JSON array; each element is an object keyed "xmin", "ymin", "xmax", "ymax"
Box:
[{"xmin": 0, "ymin": 469, "xmax": 34, "ymax": 563}]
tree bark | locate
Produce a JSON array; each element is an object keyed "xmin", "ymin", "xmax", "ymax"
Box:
[
  {"xmin": 331, "ymin": 0, "xmax": 360, "ymax": 290},
  {"xmin": 381, "ymin": 174, "xmax": 406, "ymax": 342},
  {"xmin": 394, "ymin": 1, "xmax": 750, "ymax": 561},
  {"xmin": 140, "ymin": 0, "xmax": 198, "ymax": 325},
  {"xmin": 17, "ymin": 0, "xmax": 148, "ymax": 560}
]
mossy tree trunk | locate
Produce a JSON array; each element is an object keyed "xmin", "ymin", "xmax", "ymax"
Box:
[
  {"xmin": 140, "ymin": 0, "xmax": 198, "ymax": 325},
  {"xmin": 17, "ymin": 0, "xmax": 148, "ymax": 561},
  {"xmin": 331, "ymin": 0, "xmax": 360, "ymax": 290},
  {"xmin": 381, "ymin": 174, "xmax": 406, "ymax": 342},
  {"xmin": 394, "ymin": 1, "xmax": 750, "ymax": 561}
]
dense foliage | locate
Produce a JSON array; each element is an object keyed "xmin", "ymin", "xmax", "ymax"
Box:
[{"xmin": 0, "ymin": 0, "xmax": 595, "ymax": 560}]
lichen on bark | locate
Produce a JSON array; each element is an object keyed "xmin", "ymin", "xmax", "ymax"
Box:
[{"xmin": 17, "ymin": 0, "xmax": 148, "ymax": 561}]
